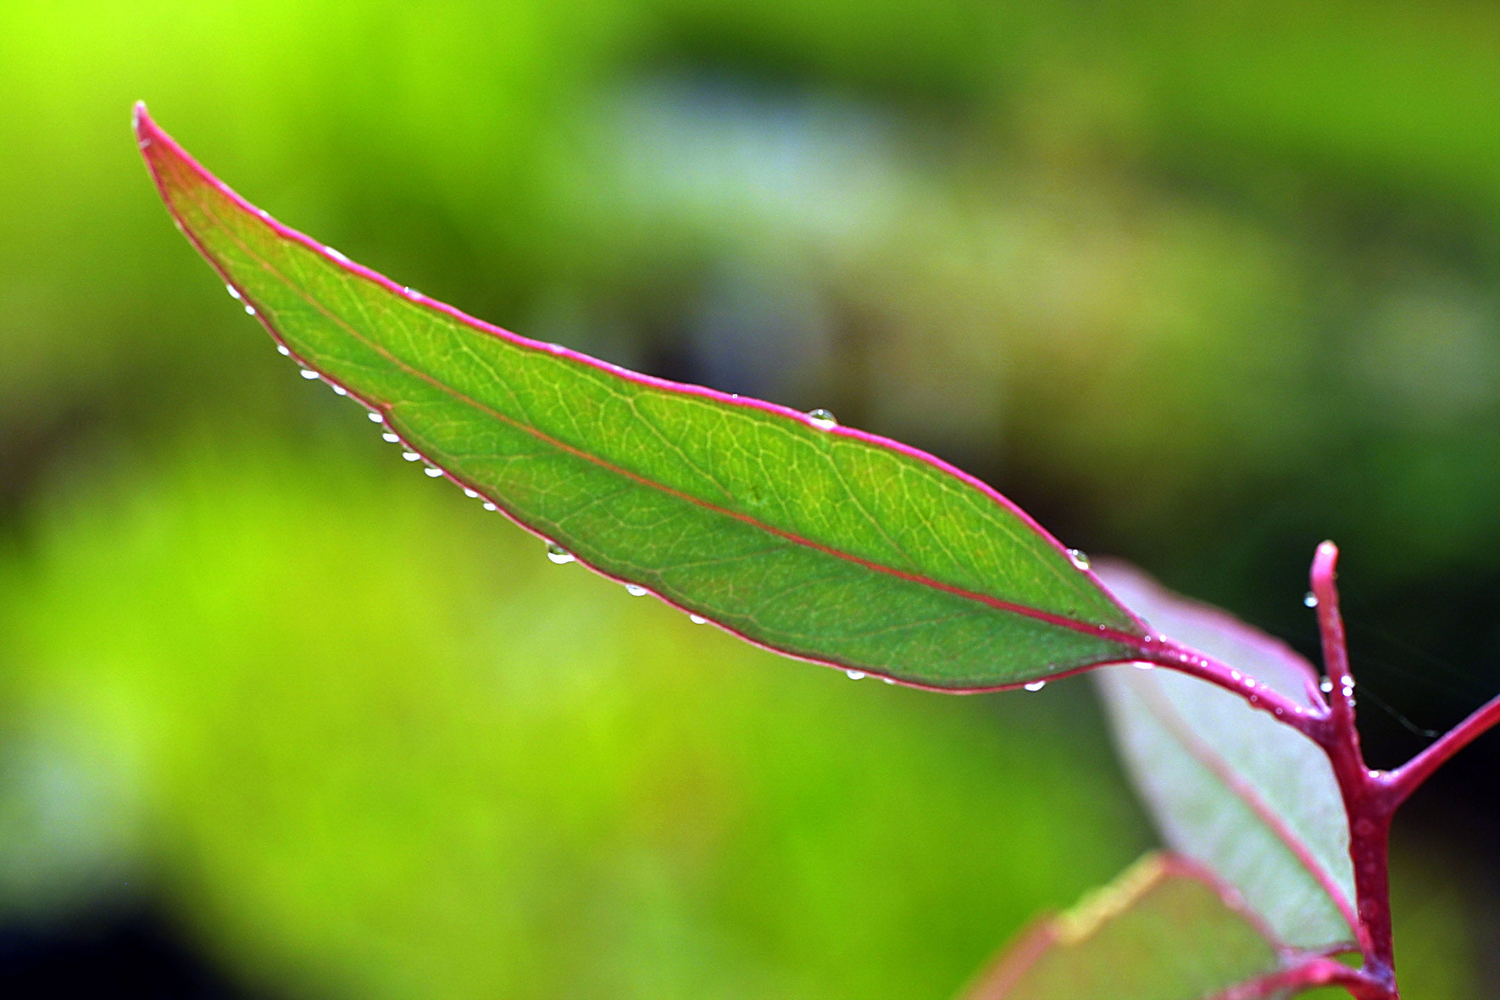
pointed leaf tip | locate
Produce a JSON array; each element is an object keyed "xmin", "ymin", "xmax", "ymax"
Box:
[
  {"xmin": 132, "ymin": 101, "xmax": 153, "ymax": 139},
  {"xmin": 137, "ymin": 113, "xmax": 1154, "ymax": 691}
]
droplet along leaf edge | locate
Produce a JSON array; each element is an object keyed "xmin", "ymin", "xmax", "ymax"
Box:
[{"xmin": 133, "ymin": 102, "xmax": 1162, "ymax": 692}]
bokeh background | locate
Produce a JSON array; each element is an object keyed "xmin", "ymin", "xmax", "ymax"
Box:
[{"xmin": 1, "ymin": 1, "xmax": 1497, "ymax": 996}]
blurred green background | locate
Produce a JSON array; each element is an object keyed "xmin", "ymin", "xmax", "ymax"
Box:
[{"xmin": 1, "ymin": 0, "xmax": 1497, "ymax": 996}]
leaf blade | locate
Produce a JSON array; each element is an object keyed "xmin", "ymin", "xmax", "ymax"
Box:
[
  {"xmin": 1093, "ymin": 562, "xmax": 1357, "ymax": 951},
  {"xmin": 134, "ymin": 104, "xmax": 1147, "ymax": 690},
  {"xmin": 960, "ymin": 853, "xmax": 1286, "ymax": 1000}
]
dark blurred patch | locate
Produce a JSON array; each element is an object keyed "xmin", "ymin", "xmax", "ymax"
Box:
[{"xmin": 0, "ymin": 907, "xmax": 263, "ymax": 1000}]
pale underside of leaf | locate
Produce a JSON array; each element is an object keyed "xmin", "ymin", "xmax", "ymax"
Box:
[
  {"xmin": 1093, "ymin": 562, "xmax": 1357, "ymax": 951},
  {"xmin": 134, "ymin": 103, "xmax": 1152, "ymax": 691},
  {"xmin": 959, "ymin": 852, "xmax": 1287, "ymax": 1000}
]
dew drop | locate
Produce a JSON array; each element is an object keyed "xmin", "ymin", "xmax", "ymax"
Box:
[
  {"xmin": 367, "ymin": 411, "xmax": 384, "ymax": 423},
  {"xmin": 382, "ymin": 432, "xmax": 400, "ymax": 443},
  {"xmin": 625, "ymin": 584, "xmax": 648, "ymax": 597},
  {"xmin": 326, "ymin": 247, "xmax": 350, "ymax": 264},
  {"xmin": 463, "ymin": 488, "xmax": 478, "ymax": 499},
  {"xmin": 402, "ymin": 451, "xmax": 421, "ymax": 461},
  {"xmin": 882, "ymin": 677, "xmax": 896, "ymax": 685},
  {"xmin": 482, "ymin": 502, "xmax": 497, "ymax": 511},
  {"xmin": 1133, "ymin": 662, "xmax": 1154, "ymax": 671},
  {"xmin": 423, "ymin": 467, "xmax": 444, "ymax": 478},
  {"xmin": 846, "ymin": 670, "xmax": 865, "ymax": 680},
  {"xmin": 1230, "ymin": 670, "xmax": 1242, "ymax": 682},
  {"xmin": 332, "ymin": 385, "xmax": 347, "ymax": 396},
  {"xmin": 1304, "ymin": 591, "xmax": 1319, "ymax": 608},
  {"xmin": 1066, "ymin": 548, "xmax": 1091, "ymax": 571},
  {"xmin": 807, "ymin": 408, "xmax": 837, "ymax": 429},
  {"xmin": 1024, "ymin": 680, "xmax": 1047, "ymax": 692},
  {"xmin": 244, "ymin": 304, "xmax": 257, "ymax": 315},
  {"xmin": 1320, "ymin": 678, "xmax": 1334, "ymax": 693},
  {"xmin": 300, "ymin": 369, "xmax": 320, "ymax": 380},
  {"xmin": 546, "ymin": 543, "xmax": 575, "ymax": 565},
  {"xmin": 226, "ymin": 284, "xmax": 241, "ymax": 300},
  {"xmin": 277, "ymin": 345, "xmax": 291, "ymax": 356},
  {"xmin": 689, "ymin": 614, "xmax": 707, "ymax": 625}
]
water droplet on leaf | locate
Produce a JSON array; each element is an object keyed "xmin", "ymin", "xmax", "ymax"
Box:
[
  {"xmin": 402, "ymin": 452, "xmax": 421, "ymax": 461},
  {"xmin": 1066, "ymin": 549, "xmax": 1090, "ymax": 571},
  {"xmin": 482, "ymin": 502, "xmax": 498, "ymax": 511},
  {"xmin": 546, "ymin": 543, "xmax": 574, "ymax": 565},
  {"xmin": 423, "ymin": 467, "xmax": 443, "ymax": 478},
  {"xmin": 689, "ymin": 614, "xmax": 707, "ymax": 625},
  {"xmin": 625, "ymin": 584, "xmax": 648, "ymax": 597},
  {"xmin": 1304, "ymin": 591, "xmax": 1319, "ymax": 608},
  {"xmin": 367, "ymin": 412, "xmax": 384, "ymax": 423},
  {"xmin": 1320, "ymin": 678, "xmax": 1334, "ymax": 693},
  {"xmin": 226, "ymin": 285, "xmax": 241, "ymax": 300},
  {"xmin": 1024, "ymin": 680, "xmax": 1047, "ymax": 691},
  {"xmin": 807, "ymin": 408, "xmax": 837, "ymax": 429},
  {"xmin": 463, "ymin": 488, "xmax": 478, "ymax": 499},
  {"xmin": 300, "ymin": 369, "xmax": 320, "ymax": 380},
  {"xmin": 845, "ymin": 670, "xmax": 865, "ymax": 680},
  {"xmin": 244, "ymin": 304, "xmax": 257, "ymax": 315},
  {"xmin": 382, "ymin": 432, "xmax": 400, "ymax": 443},
  {"xmin": 332, "ymin": 385, "xmax": 347, "ymax": 396},
  {"xmin": 277, "ymin": 345, "xmax": 291, "ymax": 356}
]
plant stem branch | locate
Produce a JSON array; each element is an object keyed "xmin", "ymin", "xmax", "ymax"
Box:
[
  {"xmin": 1207, "ymin": 953, "xmax": 1389, "ymax": 1000},
  {"xmin": 1312, "ymin": 542, "xmax": 1358, "ymax": 736},
  {"xmin": 1309, "ymin": 541, "xmax": 1398, "ymax": 997},
  {"xmin": 1383, "ymin": 690, "xmax": 1500, "ymax": 807},
  {"xmin": 1136, "ymin": 637, "xmax": 1328, "ymax": 740}
]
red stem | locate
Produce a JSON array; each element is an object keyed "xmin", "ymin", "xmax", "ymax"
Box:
[
  {"xmin": 1308, "ymin": 542, "xmax": 1398, "ymax": 996},
  {"xmin": 1136, "ymin": 637, "xmax": 1327, "ymax": 740},
  {"xmin": 1383, "ymin": 690, "xmax": 1500, "ymax": 807},
  {"xmin": 1208, "ymin": 952, "xmax": 1389, "ymax": 1000}
]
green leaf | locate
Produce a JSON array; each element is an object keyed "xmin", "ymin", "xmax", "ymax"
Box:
[
  {"xmin": 133, "ymin": 103, "xmax": 1148, "ymax": 691},
  {"xmin": 960, "ymin": 852, "xmax": 1284, "ymax": 1000},
  {"xmin": 1093, "ymin": 562, "xmax": 1358, "ymax": 952}
]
